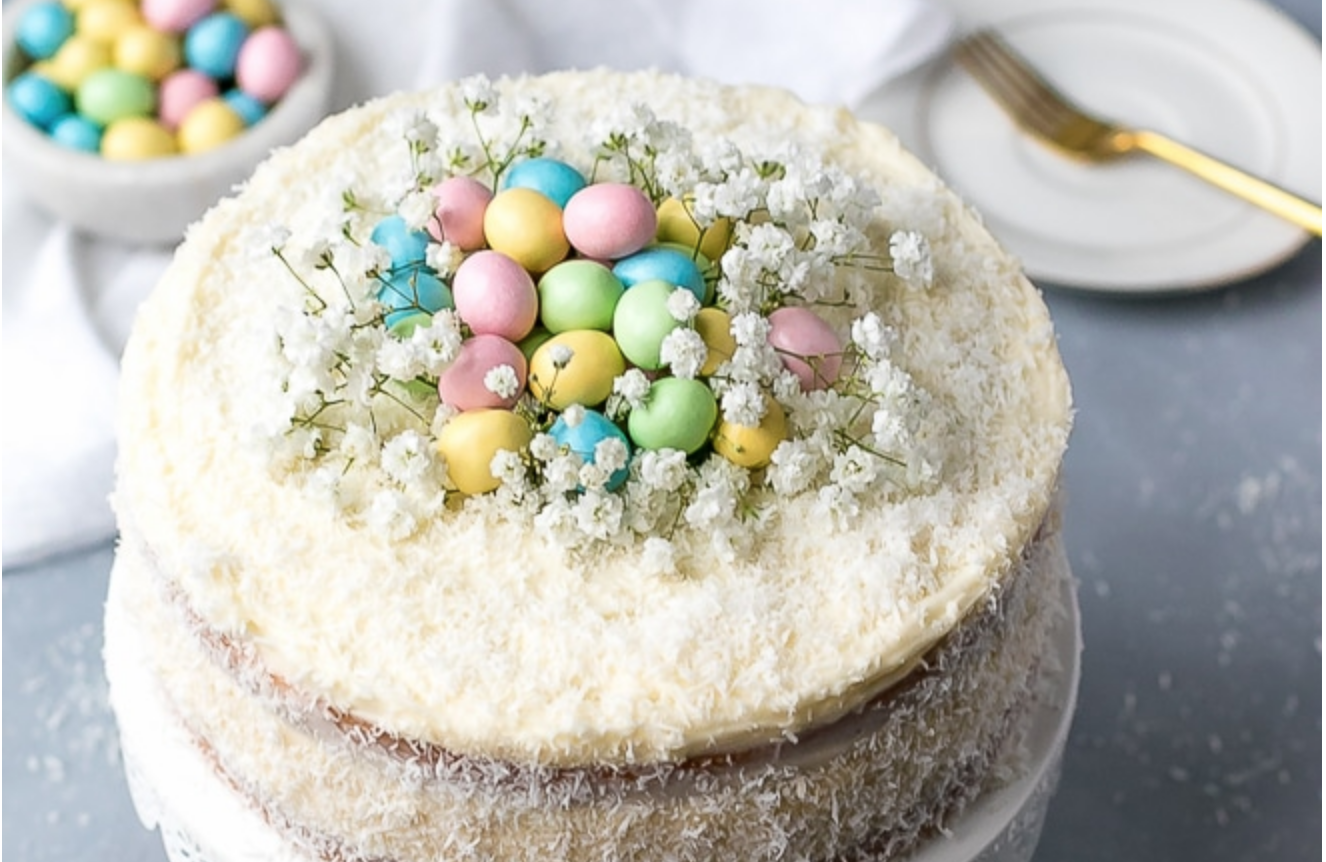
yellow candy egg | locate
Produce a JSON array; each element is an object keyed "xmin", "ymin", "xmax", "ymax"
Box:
[
  {"xmin": 114, "ymin": 25, "xmax": 180, "ymax": 81},
  {"xmin": 713, "ymin": 394, "xmax": 787, "ymax": 469},
  {"xmin": 528, "ymin": 330, "xmax": 625, "ymax": 410},
  {"xmin": 434, "ymin": 409, "xmax": 533, "ymax": 495},
  {"xmin": 694, "ymin": 307, "xmax": 736, "ymax": 376},
  {"xmin": 177, "ymin": 98, "xmax": 245, "ymax": 154},
  {"xmin": 77, "ymin": 0, "xmax": 141, "ymax": 45},
  {"xmin": 483, "ymin": 187, "xmax": 569, "ymax": 274},
  {"xmin": 44, "ymin": 34, "xmax": 112, "ymax": 90},
  {"xmin": 101, "ymin": 116, "xmax": 177, "ymax": 160},
  {"xmin": 223, "ymin": 0, "xmax": 280, "ymax": 27},
  {"xmin": 656, "ymin": 196, "xmax": 733, "ymax": 263}
]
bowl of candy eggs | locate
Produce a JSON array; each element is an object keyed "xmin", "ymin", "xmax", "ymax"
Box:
[{"xmin": 2, "ymin": 0, "xmax": 333, "ymax": 244}]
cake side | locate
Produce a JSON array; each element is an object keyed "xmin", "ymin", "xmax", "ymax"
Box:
[{"xmin": 113, "ymin": 69, "xmax": 1073, "ymax": 766}]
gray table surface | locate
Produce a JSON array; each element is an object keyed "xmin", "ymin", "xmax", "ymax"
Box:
[{"xmin": 4, "ymin": 4, "xmax": 1320, "ymax": 860}]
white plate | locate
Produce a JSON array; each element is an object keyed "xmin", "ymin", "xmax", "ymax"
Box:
[{"xmin": 858, "ymin": 0, "xmax": 1322, "ymax": 293}]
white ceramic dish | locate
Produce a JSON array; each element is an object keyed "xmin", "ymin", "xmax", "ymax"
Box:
[
  {"xmin": 1, "ymin": 0, "xmax": 335, "ymax": 246},
  {"xmin": 858, "ymin": 0, "xmax": 1322, "ymax": 293},
  {"xmin": 108, "ymin": 568, "xmax": 1080, "ymax": 862}
]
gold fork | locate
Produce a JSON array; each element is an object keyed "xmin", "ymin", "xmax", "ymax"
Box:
[{"xmin": 953, "ymin": 30, "xmax": 1322, "ymax": 236}]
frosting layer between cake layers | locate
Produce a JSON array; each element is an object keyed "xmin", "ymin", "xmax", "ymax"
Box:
[{"xmin": 113, "ymin": 70, "xmax": 1072, "ymax": 774}]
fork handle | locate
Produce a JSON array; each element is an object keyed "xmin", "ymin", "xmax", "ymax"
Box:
[{"xmin": 1131, "ymin": 131, "xmax": 1322, "ymax": 236}]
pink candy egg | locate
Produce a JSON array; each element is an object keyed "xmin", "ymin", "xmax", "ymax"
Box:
[
  {"xmin": 235, "ymin": 25, "xmax": 301, "ymax": 104},
  {"xmin": 158, "ymin": 68, "xmax": 219, "ymax": 129},
  {"xmin": 452, "ymin": 251, "xmax": 539, "ymax": 342},
  {"xmin": 436, "ymin": 334, "xmax": 528, "ymax": 411},
  {"xmin": 142, "ymin": 0, "xmax": 216, "ymax": 33},
  {"xmin": 767, "ymin": 307, "xmax": 844, "ymax": 391},
  {"xmin": 563, "ymin": 183, "xmax": 656, "ymax": 260},
  {"xmin": 429, "ymin": 176, "xmax": 492, "ymax": 251}
]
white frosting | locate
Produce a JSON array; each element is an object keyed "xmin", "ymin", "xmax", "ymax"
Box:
[{"xmin": 113, "ymin": 70, "xmax": 1072, "ymax": 766}]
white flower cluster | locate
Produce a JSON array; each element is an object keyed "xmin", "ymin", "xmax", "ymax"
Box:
[{"xmin": 255, "ymin": 77, "xmax": 944, "ymax": 557}]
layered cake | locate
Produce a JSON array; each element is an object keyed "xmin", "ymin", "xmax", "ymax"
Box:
[{"xmin": 105, "ymin": 69, "xmax": 1075, "ymax": 861}]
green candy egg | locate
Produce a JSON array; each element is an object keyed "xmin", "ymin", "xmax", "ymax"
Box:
[
  {"xmin": 517, "ymin": 326, "xmax": 553, "ymax": 361},
  {"xmin": 628, "ymin": 377, "xmax": 718, "ymax": 454},
  {"xmin": 612, "ymin": 279, "xmax": 682, "ymax": 370},
  {"xmin": 77, "ymin": 68, "xmax": 154, "ymax": 125},
  {"xmin": 537, "ymin": 260, "xmax": 624, "ymax": 333}
]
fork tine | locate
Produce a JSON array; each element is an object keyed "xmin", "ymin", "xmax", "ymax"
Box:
[{"xmin": 954, "ymin": 31, "xmax": 1081, "ymax": 137}]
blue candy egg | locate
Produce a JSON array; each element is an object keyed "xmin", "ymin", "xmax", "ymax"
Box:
[
  {"xmin": 370, "ymin": 215, "xmax": 431, "ymax": 270},
  {"xmin": 49, "ymin": 114, "xmax": 102, "ymax": 152},
  {"xmin": 16, "ymin": 1, "xmax": 74, "ymax": 60},
  {"xmin": 223, "ymin": 89, "xmax": 267, "ymax": 126},
  {"xmin": 8, "ymin": 72, "xmax": 72, "ymax": 130},
  {"xmin": 184, "ymin": 13, "xmax": 249, "ymax": 79},
  {"xmin": 612, "ymin": 247, "xmax": 706, "ymax": 303},
  {"xmin": 503, "ymin": 157, "xmax": 587, "ymax": 209},
  {"xmin": 549, "ymin": 409, "xmax": 631, "ymax": 491},
  {"xmin": 377, "ymin": 268, "xmax": 453, "ymax": 328}
]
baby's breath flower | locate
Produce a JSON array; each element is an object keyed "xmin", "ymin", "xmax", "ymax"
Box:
[
  {"xmin": 529, "ymin": 433, "xmax": 558, "ymax": 463},
  {"xmin": 666, "ymin": 287, "xmax": 701, "ymax": 322},
  {"xmin": 730, "ymin": 311, "xmax": 771, "ymax": 348},
  {"xmin": 562, "ymin": 404, "xmax": 586, "ymax": 428},
  {"xmin": 637, "ymin": 449, "xmax": 689, "ymax": 492},
  {"xmin": 382, "ymin": 431, "xmax": 432, "ymax": 485},
  {"xmin": 851, "ymin": 312, "xmax": 895, "ymax": 361},
  {"xmin": 490, "ymin": 449, "xmax": 529, "ymax": 488},
  {"xmin": 544, "ymin": 451, "xmax": 584, "ymax": 494},
  {"xmin": 425, "ymin": 241, "xmax": 462, "ymax": 277},
  {"xmin": 659, "ymin": 328, "xmax": 707, "ymax": 379},
  {"xmin": 550, "ymin": 345, "xmax": 574, "ymax": 369},
  {"xmin": 890, "ymin": 230, "xmax": 934, "ymax": 288},
  {"xmin": 611, "ymin": 369, "xmax": 650, "ymax": 409},
  {"xmin": 595, "ymin": 437, "xmax": 629, "ymax": 476},
  {"xmin": 830, "ymin": 445, "xmax": 879, "ymax": 494},
  {"xmin": 721, "ymin": 381, "xmax": 766, "ymax": 427},
  {"xmin": 640, "ymin": 536, "xmax": 677, "ymax": 576},
  {"xmin": 460, "ymin": 74, "xmax": 496, "ymax": 111},
  {"xmin": 483, "ymin": 364, "xmax": 520, "ymax": 399},
  {"xmin": 398, "ymin": 191, "xmax": 436, "ymax": 231},
  {"xmin": 366, "ymin": 489, "xmax": 417, "ymax": 540}
]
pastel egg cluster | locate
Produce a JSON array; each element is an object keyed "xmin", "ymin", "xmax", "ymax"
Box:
[
  {"xmin": 8, "ymin": 0, "xmax": 300, "ymax": 159},
  {"xmin": 383, "ymin": 158, "xmax": 846, "ymax": 496}
]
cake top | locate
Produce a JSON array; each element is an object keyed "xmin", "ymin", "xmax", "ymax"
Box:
[{"xmin": 116, "ymin": 69, "xmax": 1072, "ymax": 767}]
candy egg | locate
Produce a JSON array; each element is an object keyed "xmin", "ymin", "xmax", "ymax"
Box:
[
  {"xmin": 612, "ymin": 279, "xmax": 683, "ymax": 371},
  {"xmin": 517, "ymin": 327, "xmax": 552, "ymax": 362},
  {"xmin": 235, "ymin": 25, "xmax": 301, "ymax": 103},
  {"xmin": 611, "ymin": 247, "xmax": 705, "ymax": 303},
  {"xmin": 452, "ymin": 250, "xmax": 539, "ymax": 341},
  {"xmin": 101, "ymin": 116, "xmax": 177, "ymax": 159},
  {"xmin": 50, "ymin": 113, "xmax": 103, "ymax": 151},
  {"xmin": 434, "ymin": 409, "xmax": 533, "ymax": 496},
  {"xmin": 713, "ymin": 394, "xmax": 787, "ymax": 468},
  {"xmin": 222, "ymin": 0, "xmax": 279, "ymax": 28},
  {"xmin": 377, "ymin": 268, "xmax": 453, "ymax": 328},
  {"xmin": 370, "ymin": 215, "xmax": 430, "ymax": 270},
  {"xmin": 222, "ymin": 88, "xmax": 266, "ymax": 125},
  {"xmin": 8, "ymin": 72, "xmax": 72, "ymax": 130},
  {"xmin": 177, "ymin": 97, "xmax": 244, "ymax": 153},
  {"xmin": 627, "ymin": 377, "xmax": 718, "ymax": 454},
  {"xmin": 694, "ymin": 307, "xmax": 736, "ymax": 376},
  {"xmin": 528, "ymin": 330, "xmax": 624, "ymax": 410},
  {"xmin": 767, "ymin": 306, "xmax": 844, "ymax": 391},
  {"xmin": 504, "ymin": 157, "xmax": 586, "ymax": 208},
  {"xmin": 549, "ymin": 409, "xmax": 631, "ymax": 491},
  {"xmin": 141, "ymin": 0, "xmax": 215, "ymax": 33},
  {"xmin": 76, "ymin": 68, "xmax": 154, "ymax": 125},
  {"xmin": 157, "ymin": 67, "xmax": 217, "ymax": 128},
  {"xmin": 183, "ymin": 12, "xmax": 248, "ymax": 78},
  {"xmin": 428, "ymin": 176, "xmax": 492, "ymax": 251},
  {"xmin": 483, "ymin": 187, "xmax": 568, "ymax": 273},
  {"xmin": 436, "ymin": 334, "xmax": 528, "ymax": 411},
  {"xmin": 76, "ymin": 0, "xmax": 141, "ymax": 45},
  {"xmin": 656, "ymin": 197, "xmax": 733, "ymax": 263},
  {"xmin": 113, "ymin": 24, "xmax": 181, "ymax": 81},
  {"xmin": 563, "ymin": 183, "xmax": 656, "ymax": 260},
  {"xmin": 537, "ymin": 260, "xmax": 624, "ymax": 334},
  {"xmin": 17, "ymin": 1, "xmax": 75, "ymax": 60},
  {"xmin": 43, "ymin": 35, "xmax": 112, "ymax": 90}
]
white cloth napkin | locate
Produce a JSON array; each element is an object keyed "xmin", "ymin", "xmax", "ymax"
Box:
[{"xmin": 1, "ymin": 0, "xmax": 953, "ymax": 568}]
